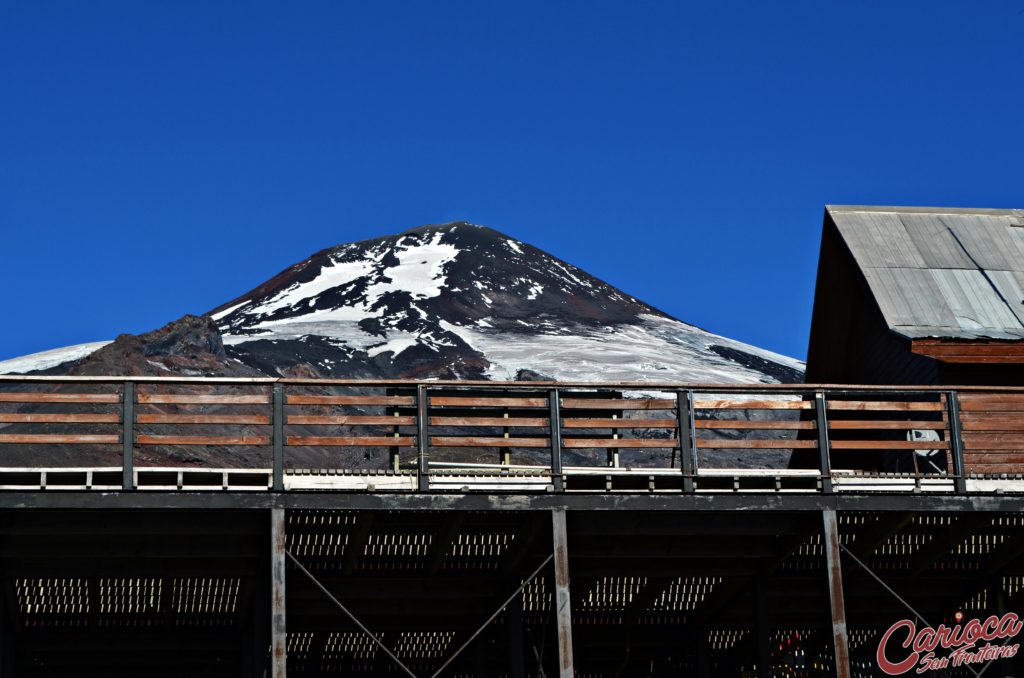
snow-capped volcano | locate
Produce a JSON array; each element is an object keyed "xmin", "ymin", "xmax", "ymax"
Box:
[
  {"xmin": 0, "ymin": 221, "xmax": 802, "ymax": 381},
  {"xmin": 205, "ymin": 222, "xmax": 802, "ymax": 383}
]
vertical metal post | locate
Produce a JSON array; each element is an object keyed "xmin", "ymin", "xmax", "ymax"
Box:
[
  {"xmin": 815, "ymin": 392, "xmax": 833, "ymax": 493},
  {"xmin": 273, "ymin": 383, "xmax": 285, "ymax": 492},
  {"xmin": 271, "ymin": 508, "xmax": 287, "ymax": 678},
  {"xmin": 549, "ymin": 389, "xmax": 564, "ymax": 492},
  {"xmin": 822, "ymin": 510, "xmax": 851, "ymax": 678},
  {"xmin": 676, "ymin": 389, "xmax": 696, "ymax": 493},
  {"xmin": 122, "ymin": 381, "xmax": 135, "ymax": 491},
  {"xmin": 754, "ymin": 580, "xmax": 771, "ymax": 678},
  {"xmin": 417, "ymin": 385, "xmax": 430, "ymax": 492},
  {"xmin": 947, "ymin": 391, "xmax": 967, "ymax": 494},
  {"xmin": 551, "ymin": 508, "xmax": 574, "ymax": 678},
  {"xmin": 507, "ymin": 590, "xmax": 526, "ymax": 678}
]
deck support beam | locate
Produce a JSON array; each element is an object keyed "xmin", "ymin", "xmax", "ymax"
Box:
[
  {"xmin": 694, "ymin": 626, "xmax": 711, "ymax": 678},
  {"xmin": 754, "ymin": 579, "xmax": 771, "ymax": 678},
  {"xmin": 822, "ymin": 509, "xmax": 851, "ymax": 678},
  {"xmin": 271, "ymin": 508, "xmax": 287, "ymax": 678},
  {"xmin": 552, "ymin": 508, "xmax": 574, "ymax": 678},
  {"xmin": 989, "ymin": 578, "xmax": 1015, "ymax": 678},
  {"xmin": 0, "ymin": 582, "xmax": 10, "ymax": 678},
  {"xmin": 507, "ymin": 589, "xmax": 526, "ymax": 678}
]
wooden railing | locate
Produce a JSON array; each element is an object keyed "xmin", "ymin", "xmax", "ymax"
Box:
[{"xmin": 1, "ymin": 377, "xmax": 1023, "ymax": 493}]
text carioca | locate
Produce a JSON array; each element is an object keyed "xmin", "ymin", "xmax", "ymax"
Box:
[{"xmin": 876, "ymin": 613, "xmax": 1023, "ymax": 675}]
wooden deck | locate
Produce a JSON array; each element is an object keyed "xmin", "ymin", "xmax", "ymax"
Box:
[
  {"xmin": 1, "ymin": 376, "xmax": 1023, "ymax": 495},
  {"xmin": 5, "ymin": 379, "xmax": 1024, "ymax": 676}
]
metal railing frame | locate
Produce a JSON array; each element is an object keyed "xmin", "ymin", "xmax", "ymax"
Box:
[{"xmin": 0, "ymin": 377, "xmax": 979, "ymax": 495}]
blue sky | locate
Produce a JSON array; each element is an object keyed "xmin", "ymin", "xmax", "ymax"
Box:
[{"xmin": 2, "ymin": 1, "xmax": 1022, "ymax": 362}]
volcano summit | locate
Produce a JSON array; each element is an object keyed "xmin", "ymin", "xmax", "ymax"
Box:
[{"xmin": 1, "ymin": 222, "xmax": 803, "ymax": 382}]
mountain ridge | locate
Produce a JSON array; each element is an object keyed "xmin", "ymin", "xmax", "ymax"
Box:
[{"xmin": 0, "ymin": 221, "xmax": 803, "ymax": 383}]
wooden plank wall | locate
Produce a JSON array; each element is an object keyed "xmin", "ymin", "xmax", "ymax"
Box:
[{"xmin": 958, "ymin": 393, "xmax": 1024, "ymax": 474}]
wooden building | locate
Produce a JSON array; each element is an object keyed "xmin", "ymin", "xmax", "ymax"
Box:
[{"xmin": 806, "ymin": 205, "xmax": 1024, "ymax": 385}]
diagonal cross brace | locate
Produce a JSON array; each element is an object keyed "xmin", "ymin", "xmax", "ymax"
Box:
[
  {"xmin": 839, "ymin": 543, "xmax": 988, "ymax": 678},
  {"xmin": 286, "ymin": 550, "xmax": 418, "ymax": 678},
  {"xmin": 287, "ymin": 550, "xmax": 555, "ymax": 678}
]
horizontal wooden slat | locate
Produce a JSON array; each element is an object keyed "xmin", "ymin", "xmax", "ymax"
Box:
[
  {"xmin": 0, "ymin": 413, "xmax": 120, "ymax": 424},
  {"xmin": 959, "ymin": 395, "xmax": 1024, "ymax": 412},
  {"xmin": 431, "ymin": 416, "xmax": 549, "ymax": 427},
  {"xmin": 962, "ymin": 434, "xmax": 1024, "ymax": 450},
  {"xmin": 286, "ymin": 436, "xmax": 415, "ymax": 446},
  {"xmin": 964, "ymin": 453, "xmax": 1024, "ymax": 465},
  {"xmin": 429, "ymin": 396, "xmax": 548, "ymax": 408},
  {"xmin": 137, "ymin": 394, "xmax": 268, "ymax": 405},
  {"xmin": 0, "ymin": 434, "xmax": 119, "ymax": 444},
  {"xmin": 694, "ymin": 420, "xmax": 814, "ymax": 430},
  {"xmin": 288, "ymin": 415, "xmax": 416, "ymax": 426},
  {"xmin": 137, "ymin": 414, "xmax": 270, "ymax": 425},
  {"xmin": 431, "ymin": 436, "xmax": 550, "ymax": 448},
  {"xmin": 696, "ymin": 440, "xmax": 817, "ymax": 449},
  {"xmin": 563, "ymin": 418, "xmax": 677, "ymax": 429},
  {"xmin": 828, "ymin": 420, "xmax": 947, "ymax": 430},
  {"xmin": 825, "ymin": 401, "xmax": 944, "ymax": 412},
  {"xmin": 961, "ymin": 415, "xmax": 1024, "ymax": 432},
  {"xmin": 561, "ymin": 398, "xmax": 675, "ymax": 410},
  {"xmin": 136, "ymin": 435, "xmax": 270, "ymax": 446},
  {"xmin": 693, "ymin": 399, "xmax": 813, "ymax": 410},
  {"xmin": 966, "ymin": 465, "xmax": 1024, "ymax": 473},
  {"xmin": 0, "ymin": 393, "xmax": 120, "ymax": 403},
  {"xmin": 286, "ymin": 395, "xmax": 415, "ymax": 406},
  {"xmin": 913, "ymin": 342, "xmax": 1024, "ymax": 357},
  {"xmin": 830, "ymin": 440, "xmax": 949, "ymax": 450},
  {"xmin": 921, "ymin": 355, "xmax": 1024, "ymax": 364},
  {"xmin": 563, "ymin": 438, "xmax": 678, "ymax": 448}
]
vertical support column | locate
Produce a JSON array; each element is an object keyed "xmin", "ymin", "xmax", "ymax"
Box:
[
  {"xmin": 551, "ymin": 508, "xmax": 574, "ymax": 678},
  {"xmin": 122, "ymin": 381, "xmax": 135, "ymax": 491},
  {"xmin": 694, "ymin": 626, "xmax": 711, "ymax": 678},
  {"xmin": 676, "ymin": 390, "xmax": 696, "ymax": 493},
  {"xmin": 822, "ymin": 509, "xmax": 851, "ymax": 678},
  {"xmin": 273, "ymin": 383, "xmax": 285, "ymax": 492},
  {"xmin": 947, "ymin": 391, "xmax": 968, "ymax": 495},
  {"xmin": 989, "ymin": 579, "xmax": 1015, "ymax": 678},
  {"xmin": 417, "ymin": 385, "xmax": 430, "ymax": 492},
  {"xmin": 754, "ymin": 580, "xmax": 770, "ymax": 678},
  {"xmin": 271, "ymin": 508, "xmax": 287, "ymax": 678},
  {"xmin": 507, "ymin": 590, "xmax": 526, "ymax": 678},
  {"xmin": 474, "ymin": 633, "xmax": 488, "ymax": 677},
  {"xmin": 815, "ymin": 392, "xmax": 833, "ymax": 493},
  {"xmin": 0, "ymin": 582, "xmax": 9, "ymax": 678},
  {"xmin": 549, "ymin": 390, "xmax": 564, "ymax": 492}
]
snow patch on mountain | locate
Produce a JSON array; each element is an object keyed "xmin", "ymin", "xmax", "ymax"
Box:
[
  {"xmin": 441, "ymin": 315, "xmax": 802, "ymax": 383},
  {"xmin": 0, "ymin": 341, "xmax": 112, "ymax": 374}
]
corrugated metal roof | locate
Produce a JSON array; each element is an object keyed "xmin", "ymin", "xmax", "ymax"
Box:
[{"xmin": 827, "ymin": 206, "xmax": 1024, "ymax": 340}]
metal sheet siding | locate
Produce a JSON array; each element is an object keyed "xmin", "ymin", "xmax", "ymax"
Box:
[
  {"xmin": 929, "ymin": 269, "xmax": 1024, "ymax": 333},
  {"xmin": 829, "ymin": 207, "xmax": 1024, "ymax": 341},
  {"xmin": 899, "ymin": 213, "xmax": 974, "ymax": 269},
  {"xmin": 860, "ymin": 267, "xmax": 957, "ymax": 330},
  {"xmin": 834, "ymin": 212, "xmax": 926, "ymax": 268},
  {"xmin": 940, "ymin": 215, "xmax": 1024, "ymax": 271}
]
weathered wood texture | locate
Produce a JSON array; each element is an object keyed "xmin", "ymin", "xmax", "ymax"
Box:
[
  {"xmin": 2, "ymin": 378, "xmax": 1024, "ymax": 481},
  {"xmin": 959, "ymin": 393, "xmax": 1024, "ymax": 474}
]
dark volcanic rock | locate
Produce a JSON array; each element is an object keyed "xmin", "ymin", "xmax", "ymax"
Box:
[{"xmin": 69, "ymin": 315, "xmax": 260, "ymax": 377}]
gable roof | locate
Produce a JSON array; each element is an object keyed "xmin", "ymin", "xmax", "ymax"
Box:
[{"xmin": 827, "ymin": 205, "xmax": 1024, "ymax": 340}]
